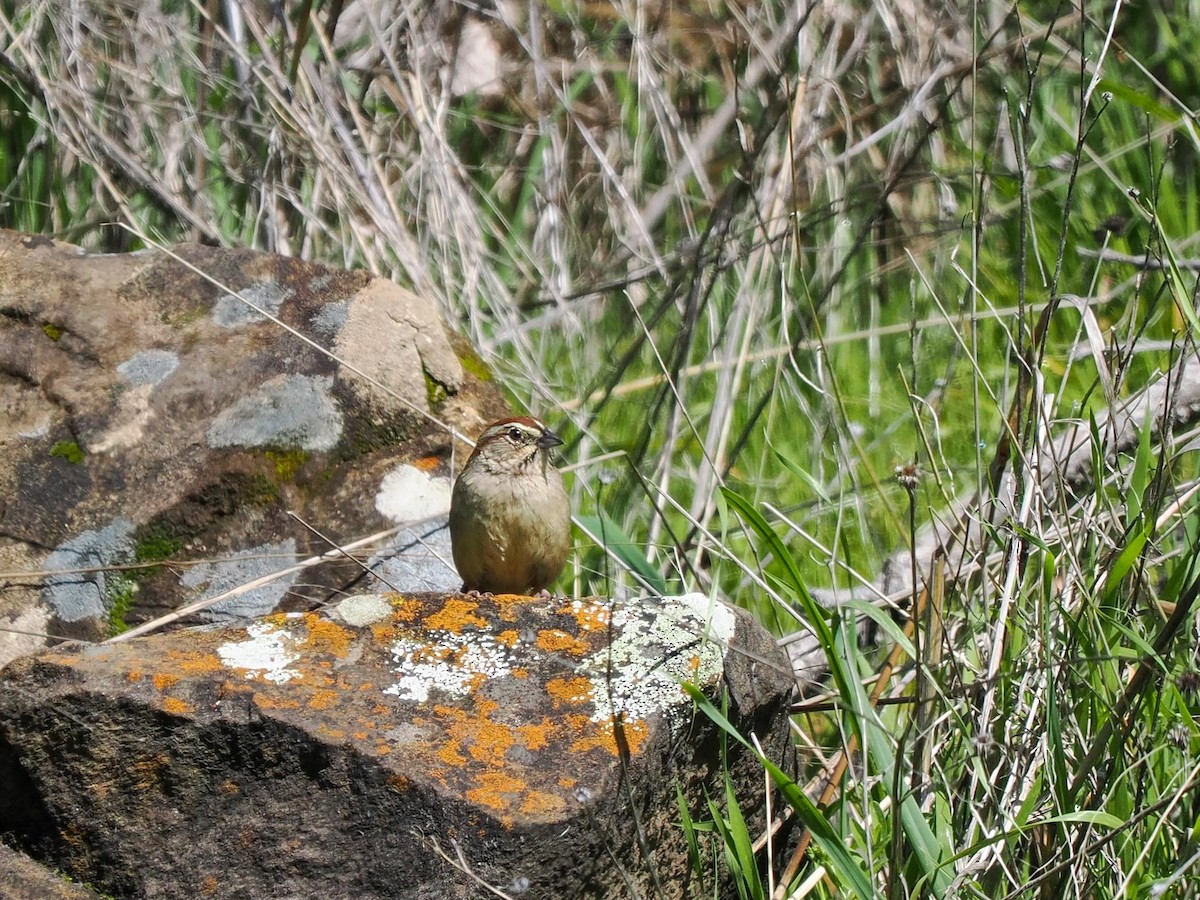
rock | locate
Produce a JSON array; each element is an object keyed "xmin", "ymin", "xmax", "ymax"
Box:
[
  {"xmin": 0, "ymin": 845, "xmax": 102, "ymax": 899},
  {"xmin": 0, "ymin": 591, "xmax": 795, "ymax": 899},
  {"xmin": 0, "ymin": 230, "xmax": 510, "ymax": 663}
]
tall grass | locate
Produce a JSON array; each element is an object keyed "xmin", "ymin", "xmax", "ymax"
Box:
[{"xmin": 4, "ymin": 0, "xmax": 1200, "ymax": 895}]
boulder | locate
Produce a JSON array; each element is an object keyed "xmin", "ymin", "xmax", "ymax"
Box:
[
  {"xmin": 0, "ymin": 590, "xmax": 795, "ymax": 899},
  {"xmin": 0, "ymin": 230, "xmax": 510, "ymax": 664}
]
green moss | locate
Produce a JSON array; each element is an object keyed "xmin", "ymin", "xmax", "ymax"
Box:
[
  {"xmin": 335, "ymin": 414, "xmax": 420, "ymax": 461},
  {"xmin": 458, "ymin": 347, "xmax": 493, "ymax": 382},
  {"xmin": 265, "ymin": 448, "xmax": 310, "ymax": 483},
  {"xmin": 131, "ymin": 524, "xmax": 186, "ymax": 581},
  {"xmin": 129, "ymin": 474, "xmax": 282, "ymax": 585},
  {"xmin": 41, "ymin": 320, "xmax": 63, "ymax": 340},
  {"xmin": 424, "ymin": 370, "xmax": 449, "ymax": 406},
  {"xmin": 106, "ymin": 575, "xmax": 138, "ymax": 636},
  {"xmin": 246, "ymin": 473, "xmax": 282, "ymax": 505},
  {"xmin": 135, "ymin": 525, "xmax": 185, "ymax": 564},
  {"xmin": 49, "ymin": 440, "xmax": 84, "ymax": 463}
]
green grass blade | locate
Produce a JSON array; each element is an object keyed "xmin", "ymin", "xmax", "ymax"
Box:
[
  {"xmin": 575, "ymin": 512, "xmax": 669, "ymax": 594},
  {"xmin": 830, "ymin": 615, "xmax": 953, "ymax": 897},
  {"xmin": 676, "ymin": 784, "xmax": 706, "ymax": 892},
  {"xmin": 685, "ymin": 683, "xmax": 880, "ymax": 899},
  {"xmin": 1126, "ymin": 405, "xmax": 1155, "ymax": 525},
  {"xmin": 1101, "ymin": 521, "xmax": 1152, "ymax": 606}
]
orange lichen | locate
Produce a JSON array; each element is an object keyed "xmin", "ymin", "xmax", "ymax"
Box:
[
  {"xmin": 463, "ymin": 670, "xmax": 489, "ymax": 694},
  {"xmin": 516, "ymin": 719, "xmax": 554, "ymax": 751},
  {"xmin": 414, "ymin": 454, "xmax": 441, "ymax": 472},
  {"xmin": 303, "ymin": 617, "xmax": 353, "ymax": 656},
  {"xmin": 495, "ymin": 629, "xmax": 520, "ymax": 647},
  {"xmin": 437, "ymin": 741, "xmax": 467, "ymax": 767},
  {"xmin": 535, "ymin": 628, "xmax": 590, "ymax": 656},
  {"xmin": 511, "ymin": 668, "xmax": 530, "ymax": 679},
  {"xmin": 561, "ymin": 715, "xmax": 648, "ymax": 758},
  {"xmin": 160, "ymin": 696, "xmax": 193, "ymax": 715},
  {"xmin": 388, "ymin": 774, "xmax": 412, "ymax": 792},
  {"xmin": 153, "ymin": 672, "xmax": 180, "ymax": 692},
  {"xmin": 435, "ymin": 700, "xmax": 516, "ymax": 768},
  {"xmin": 617, "ymin": 718, "xmax": 650, "ymax": 754},
  {"xmin": 559, "ymin": 599, "xmax": 611, "ymax": 632},
  {"xmin": 389, "ymin": 595, "xmax": 425, "ymax": 623},
  {"xmin": 201, "ymin": 875, "xmax": 219, "ymax": 896},
  {"xmin": 130, "ymin": 755, "xmax": 168, "ymax": 791},
  {"xmin": 126, "ymin": 669, "xmax": 144, "ymax": 683},
  {"xmin": 370, "ymin": 623, "xmax": 399, "ymax": 643},
  {"xmin": 252, "ymin": 692, "xmax": 301, "ymax": 710},
  {"xmin": 297, "ymin": 671, "xmax": 333, "ymax": 691},
  {"xmin": 466, "ymin": 771, "xmax": 529, "ymax": 824},
  {"xmin": 565, "ymin": 714, "xmax": 649, "ymax": 757},
  {"xmin": 519, "ymin": 790, "xmax": 568, "ymax": 819},
  {"xmin": 167, "ymin": 650, "xmax": 224, "ymax": 677},
  {"xmin": 546, "ymin": 675, "xmax": 592, "ymax": 706},
  {"xmin": 563, "ymin": 713, "xmax": 600, "ymax": 744},
  {"xmin": 425, "ymin": 598, "xmax": 488, "ymax": 632},
  {"xmin": 308, "ymin": 689, "xmax": 338, "ymax": 711},
  {"xmin": 493, "ymin": 596, "xmax": 522, "ymax": 623}
]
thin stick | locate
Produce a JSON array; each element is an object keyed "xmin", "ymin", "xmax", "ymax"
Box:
[
  {"xmin": 103, "ymin": 525, "xmax": 402, "ymax": 644},
  {"xmin": 287, "ymin": 511, "xmax": 405, "ymax": 595}
]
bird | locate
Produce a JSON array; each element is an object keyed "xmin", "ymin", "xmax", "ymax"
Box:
[{"xmin": 448, "ymin": 416, "xmax": 570, "ymax": 595}]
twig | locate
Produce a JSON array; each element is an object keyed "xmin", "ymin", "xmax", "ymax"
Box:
[
  {"xmin": 1078, "ymin": 246, "xmax": 1200, "ymax": 270},
  {"xmin": 102, "ymin": 525, "xmax": 402, "ymax": 643}
]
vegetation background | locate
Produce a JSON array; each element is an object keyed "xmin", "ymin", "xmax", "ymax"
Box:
[{"xmin": 4, "ymin": 0, "xmax": 1200, "ymax": 896}]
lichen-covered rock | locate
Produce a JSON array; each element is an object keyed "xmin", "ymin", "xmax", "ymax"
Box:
[
  {"xmin": 0, "ymin": 591, "xmax": 795, "ymax": 899},
  {"xmin": 0, "ymin": 230, "xmax": 510, "ymax": 662}
]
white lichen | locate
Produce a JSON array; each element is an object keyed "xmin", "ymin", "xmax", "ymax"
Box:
[
  {"xmin": 374, "ymin": 464, "xmax": 452, "ymax": 524},
  {"xmin": 217, "ymin": 621, "xmax": 300, "ymax": 684},
  {"xmin": 383, "ymin": 631, "xmax": 512, "ymax": 703},
  {"xmin": 579, "ymin": 592, "xmax": 736, "ymax": 724}
]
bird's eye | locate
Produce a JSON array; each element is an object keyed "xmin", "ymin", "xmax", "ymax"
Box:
[{"xmin": 507, "ymin": 426, "xmax": 523, "ymax": 442}]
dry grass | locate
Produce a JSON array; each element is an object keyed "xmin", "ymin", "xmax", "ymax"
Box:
[{"xmin": 5, "ymin": 0, "xmax": 1200, "ymax": 896}]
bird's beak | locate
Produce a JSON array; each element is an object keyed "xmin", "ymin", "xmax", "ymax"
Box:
[{"xmin": 537, "ymin": 428, "xmax": 564, "ymax": 450}]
